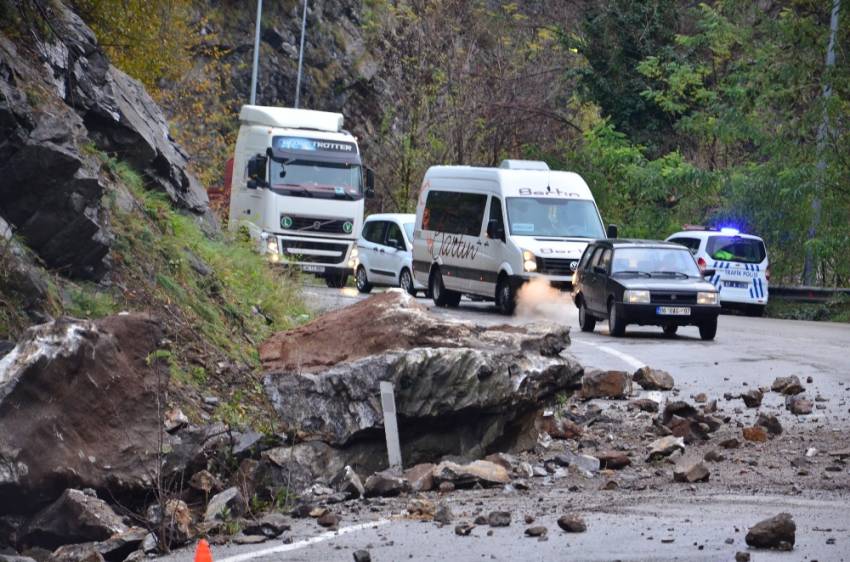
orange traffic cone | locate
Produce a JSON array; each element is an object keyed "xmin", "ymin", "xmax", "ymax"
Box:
[{"xmin": 194, "ymin": 538, "xmax": 213, "ymax": 562}]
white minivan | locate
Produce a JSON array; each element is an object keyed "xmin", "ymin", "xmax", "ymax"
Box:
[
  {"xmin": 412, "ymin": 160, "xmax": 612, "ymax": 314},
  {"xmin": 352, "ymin": 213, "xmax": 425, "ymax": 295}
]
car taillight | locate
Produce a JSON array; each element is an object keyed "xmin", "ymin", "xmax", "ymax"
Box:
[
  {"xmin": 697, "ymin": 257, "xmax": 707, "ymax": 272},
  {"xmin": 765, "ymin": 265, "xmax": 771, "ymax": 282}
]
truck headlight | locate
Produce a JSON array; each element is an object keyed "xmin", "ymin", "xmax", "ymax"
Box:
[
  {"xmin": 624, "ymin": 290, "xmax": 650, "ymax": 304},
  {"xmin": 522, "ymin": 250, "xmax": 537, "ymax": 272},
  {"xmin": 697, "ymin": 291, "xmax": 719, "ymax": 305}
]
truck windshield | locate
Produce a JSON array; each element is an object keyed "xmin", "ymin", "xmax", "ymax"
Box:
[
  {"xmin": 506, "ymin": 197, "xmax": 605, "ymax": 238},
  {"xmin": 270, "ymin": 160, "xmax": 363, "ymax": 198}
]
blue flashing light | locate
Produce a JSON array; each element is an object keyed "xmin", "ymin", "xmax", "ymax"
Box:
[{"xmin": 720, "ymin": 227, "xmax": 740, "ymax": 235}]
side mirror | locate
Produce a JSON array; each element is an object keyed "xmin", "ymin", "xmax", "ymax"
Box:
[
  {"xmin": 247, "ymin": 179, "xmax": 258, "ymax": 190},
  {"xmin": 486, "ymin": 219, "xmax": 505, "ymax": 241},
  {"xmin": 607, "ymin": 224, "xmax": 619, "ymax": 239},
  {"xmin": 247, "ymin": 154, "xmax": 268, "ymax": 187},
  {"xmin": 701, "ymin": 268, "xmax": 716, "ymax": 278},
  {"xmin": 365, "ymin": 168, "xmax": 375, "ymax": 198}
]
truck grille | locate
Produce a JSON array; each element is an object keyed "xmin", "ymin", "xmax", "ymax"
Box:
[
  {"xmin": 650, "ymin": 292, "xmax": 697, "ymax": 305},
  {"xmin": 537, "ymin": 258, "xmax": 579, "ymax": 276},
  {"xmin": 280, "ymin": 240, "xmax": 348, "ymax": 264},
  {"xmin": 282, "ymin": 215, "xmax": 354, "ymax": 234}
]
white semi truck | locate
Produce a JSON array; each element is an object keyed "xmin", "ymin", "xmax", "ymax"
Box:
[{"xmin": 228, "ymin": 105, "xmax": 374, "ymax": 287}]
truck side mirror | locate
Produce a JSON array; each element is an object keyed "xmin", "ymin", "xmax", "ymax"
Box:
[
  {"xmin": 365, "ymin": 168, "xmax": 375, "ymax": 198},
  {"xmin": 247, "ymin": 154, "xmax": 268, "ymax": 188},
  {"xmin": 607, "ymin": 224, "xmax": 618, "ymax": 239}
]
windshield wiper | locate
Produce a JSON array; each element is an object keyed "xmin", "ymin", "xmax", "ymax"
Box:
[
  {"xmin": 651, "ymin": 271, "xmax": 689, "ymax": 279},
  {"xmin": 613, "ymin": 270, "xmax": 651, "ymax": 277},
  {"xmin": 275, "ymin": 184, "xmax": 313, "ymax": 197}
]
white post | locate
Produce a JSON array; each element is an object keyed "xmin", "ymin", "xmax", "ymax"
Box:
[
  {"xmin": 249, "ymin": 0, "xmax": 263, "ymax": 105},
  {"xmin": 294, "ymin": 0, "xmax": 308, "ymax": 108},
  {"xmin": 380, "ymin": 381, "xmax": 403, "ymax": 471}
]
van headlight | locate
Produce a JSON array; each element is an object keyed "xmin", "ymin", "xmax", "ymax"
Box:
[
  {"xmin": 348, "ymin": 247, "xmax": 359, "ymax": 269},
  {"xmin": 522, "ymin": 250, "xmax": 537, "ymax": 272},
  {"xmin": 697, "ymin": 291, "xmax": 719, "ymax": 305},
  {"xmin": 623, "ymin": 290, "xmax": 650, "ymax": 304}
]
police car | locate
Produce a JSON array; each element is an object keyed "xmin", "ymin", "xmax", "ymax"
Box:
[{"xmin": 666, "ymin": 227, "xmax": 769, "ymax": 316}]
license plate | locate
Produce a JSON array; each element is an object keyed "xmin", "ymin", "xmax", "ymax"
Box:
[
  {"xmin": 301, "ymin": 264, "xmax": 325, "ymax": 273},
  {"xmin": 657, "ymin": 306, "xmax": 691, "ymax": 316},
  {"xmin": 724, "ymin": 281, "xmax": 748, "ymax": 288}
]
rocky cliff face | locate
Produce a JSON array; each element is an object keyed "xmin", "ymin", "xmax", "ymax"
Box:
[{"xmin": 0, "ymin": 1, "xmax": 211, "ymax": 283}]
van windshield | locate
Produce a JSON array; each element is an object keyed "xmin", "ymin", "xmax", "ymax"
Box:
[
  {"xmin": 270, "ymin": 159, "xmax": 363, "ymax": 199},
  {"xmin": 707, "ymin": 236, "xmax": 766, "ymax": 263},
  {"xmin": 506, "ymin": 198, "xmax": 605, "ymax": 238}
]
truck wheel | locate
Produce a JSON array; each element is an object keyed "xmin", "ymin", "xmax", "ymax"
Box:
[
  {"xmin": 399, "ymin": 268, "xmax": 416, "ymax": 296},
  {"xmin": 430, "ymin": 268, "xmax": 461, "ymax": 307},
  {"xmin": 699, "ymin": 317, "xmax": 718, "ymax": 341},
  {"xmin": 578, "ymin": 297, "xmax": 596, "ymax": 332},
  {"xmin": 355, "ymin": 266, "xmax": 372, "ymax": 294},
  {"xmin": 495, "ymin": 276, "xmax": 516, "ymax": 316},
  {"xmin": 608, "ymin": 300, "xmax": 626, "ymax": 337},
  {"xmin": 325, "ymin": 272, "xmax": 349, "ymax": 289}
]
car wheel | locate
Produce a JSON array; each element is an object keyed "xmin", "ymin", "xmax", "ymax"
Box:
[
  {"xmin": 578, "ymin": 297, "xmax": 596, "ymax": 332},
  {"xmin": 399, "ymin": 268, "xmax": 416, "ymax": 296},
  {"xmin": 699, "ymin": 317, "xmax": 718, "ymax": 341},
  {"xmin": 495, "ymin": 276, "xmax": 516, "ymax": 316},
  {"xmin": 430, "ymin": 268, "xmax": 461, "ymax": 307},
  {"xmin": 608, "ymin": 300, "xmax": 626, "ymax": 337},
  {"xmin": 325, "ymin": 272, "xmax": 349, "ymax": 289},
  {"xmin": 662, "ymin": 324, "xmax": 678, "ymax": 337},
  {"xmin": 355, "ymin": 266, "xmax": 372, "ymax": 294}
]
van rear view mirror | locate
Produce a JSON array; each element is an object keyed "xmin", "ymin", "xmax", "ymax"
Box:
[
  {"xmin": 247, "ymin": 154, "xmax": 268, "ymax": 187},
  {"xmin": 607, "ymin": 224, "xmax": 619, "ymax": 239},
  {"xmin": 487, "ymin": 219, "xmax": 505, "ymax": 242}
]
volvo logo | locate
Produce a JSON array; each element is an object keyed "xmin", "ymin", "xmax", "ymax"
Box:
[
  {"xmin": 313, "ymin": 221, "xmax": 322, "ymax": 230},
  {"xmin": 343, "ymin": 221, "xmax": 353, "ymax": 234}
]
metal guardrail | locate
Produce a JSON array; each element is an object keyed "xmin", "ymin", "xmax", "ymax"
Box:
[{"xmin": 770, "ymin": 286, "xmax": 850, "ymax": 303}]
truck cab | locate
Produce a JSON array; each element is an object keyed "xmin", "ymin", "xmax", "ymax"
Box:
[{"xmin": 228, "ymin": 105, "xmax": 374, "ymax": 287}]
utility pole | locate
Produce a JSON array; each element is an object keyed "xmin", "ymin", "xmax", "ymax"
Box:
[
  {"xmin": 803, "ymin": 0, "xmax": 840, "ymax": 285},
  {"xmin": 294, "ymin": 0, "xmax": 308, "ymax": 108},
  {"xmin": 249, "ymin": 0, "xmax": 263, "ymax": 105}
]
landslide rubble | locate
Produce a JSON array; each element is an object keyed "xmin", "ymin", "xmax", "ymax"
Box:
[{"xmin": 261, "ymin": 291, "xmax": 584, "ymax": 478}]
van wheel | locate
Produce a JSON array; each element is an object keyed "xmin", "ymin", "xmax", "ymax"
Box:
[
  {"xmin": 608, "ymin": 300, "xmax": 626, "ymax": 337},
  {"xmin": 399, "ymin": 268, "xmax": 416, "ymax": 296},
  {"xmin": 699, "ymin": 317, "xmax": 718, "ymax": 341},
  {"xmin": 325, "ymin": 273, "xmax": 349, "ymax": 289},
  {"xmin": 355, "ymin": 266, "xmax": 372, "ymax": 294},
  {"xmin": 495, "ymin": 276, "xmax": 516, "ymax": 316},
  {"xmin": 662, "ymin": 324, "xmax": 678, "ymax": 337},
  {"xmin": 578, "ymin": 297, "xmax": 596, "ymax": 332},
  {"xmin": 430, "ymin": 268, "xmax": 461, "ymax": 307}
]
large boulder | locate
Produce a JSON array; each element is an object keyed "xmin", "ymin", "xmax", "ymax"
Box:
[
  {"xmin": 262, "ymin": 292, "xmax": 583, "ymax": 461},
  {"xmin": 0, "ymin": 314, "xmax": 165, "ymax": 513},
  {"xmin": 20, "ymin": 489, "xmax": 127, "ymax": 549}
]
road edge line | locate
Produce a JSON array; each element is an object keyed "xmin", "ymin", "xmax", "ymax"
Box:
[{"xmin": 573, "ymin": 340, "xmax": 646, "ymax": 370}]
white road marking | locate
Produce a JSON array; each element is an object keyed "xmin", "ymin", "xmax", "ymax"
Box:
[
  {"xmin": 573, "ymin": 339, "xmax": 646, "ymax": 370},
  {"xmin": 216, "ymin": 519, "xmax": 391, "ymax": 562}
]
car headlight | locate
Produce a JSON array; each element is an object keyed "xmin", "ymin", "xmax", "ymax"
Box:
[
  {"xmin": 624, "ymin": 289, "xmax": 650, "ymax": 304},
  {"xmin": 522, "ymin": 250, "xmax": 537, "ymax": 272},
  {"xmin": 266, "ymin": 238, "xmax": 279, "ymax": 254},
  {"xmin": 697, "ymin": 291, "xmax": 719, "ymax": 305}
]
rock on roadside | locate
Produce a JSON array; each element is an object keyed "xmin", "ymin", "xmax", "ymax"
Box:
[
  {"xmin": 745, "ymin": 513, "xmax": 796, "ymax": 551},
  {"xmin": 20, "ymin": 489, "xmax": 126, "ymax": 549},
  {"xmin": 582, "ymin": 370, "xmax": 632, "ymax": 399},
  {"xmin": 632, "ymin": 367, "xmax": 674, "ymax": 391}
]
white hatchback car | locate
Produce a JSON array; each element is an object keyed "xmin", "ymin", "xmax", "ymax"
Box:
[
  {"xmin": 353, "ymin": 213, "xmax": 426, "ymax": 295},
  {"xmin": 666, "ymin": 227, "xmax": 769, "ymax": 316}
]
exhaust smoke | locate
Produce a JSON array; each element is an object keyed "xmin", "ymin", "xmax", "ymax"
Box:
[{"xmin": 515, "ymin": 277, "xmax": 574, "ymax": 322}]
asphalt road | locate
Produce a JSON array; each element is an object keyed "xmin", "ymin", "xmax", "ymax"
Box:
[{"xmin": 161, "ymin": 285, "xmax": 850, "ymax": 562}]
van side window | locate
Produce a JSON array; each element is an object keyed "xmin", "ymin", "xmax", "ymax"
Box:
[
  {"xmin": 385, "ymin": 222, "xmax": 405, "ymax": 249},
  {"xmin": 424, "ymin": 190, "xmax": 488, "ymax": 236},
  {"xmin": 669, "ymin": 237, "xmax": 700, "ymax": 254},
  {"xmin": 488, "ymin": 196, "xmax": 505, "ymax": 241},
  {"xmin": 363, "ymin": 221, "xmax": 386, "ymax": 244}
]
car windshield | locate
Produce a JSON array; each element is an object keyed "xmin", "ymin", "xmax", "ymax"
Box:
[
  {"xmin": 270, "ymin": 159, "xmax": 363, "ymax": 198},
  {"xmin": 403, "ymin": 222, "xmax": 414, "ymax": 242},
  {"xmin": 611, "ymin": 247, "xmax": 701, "ymax": 277},
  {"xmin": 505, "ymin": 197, "xmax": 605, "ymax": 238},
  {"xmin": 707, "ymin": 236, "xmax": 766, "ymax": 264}
]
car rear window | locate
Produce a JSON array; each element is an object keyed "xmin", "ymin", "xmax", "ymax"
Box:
[{"xmin": 706, "ymin": 236, "xmax": 766, "ymax": 263}]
